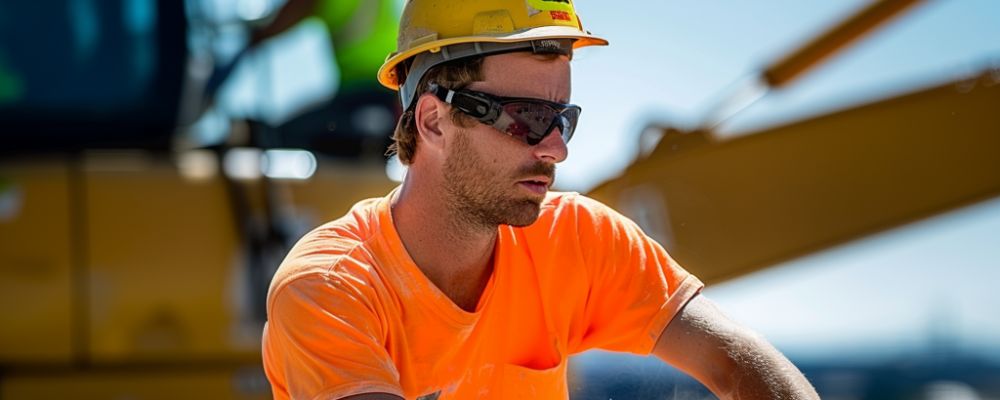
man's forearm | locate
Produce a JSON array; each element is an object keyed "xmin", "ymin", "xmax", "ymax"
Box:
[
  {"xmin": 654, "ymin": 295, "xmax": 819, "ymax": 399},
  {"xmin": 712, "ymin": 332, "xmax": 819, "ymax": 400}
]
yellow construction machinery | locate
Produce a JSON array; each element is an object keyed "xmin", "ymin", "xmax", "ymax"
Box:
[{"xmin": 0, "ymin": 1, "xmax": 398, "ymax": 398}]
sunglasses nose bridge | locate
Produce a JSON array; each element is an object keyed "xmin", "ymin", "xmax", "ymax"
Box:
[
  {"xmin": 532, "ymin": 114, "xmax": 568, "ymax": 146},
  {"xmin": 530, "ymin": 121, "xmax": 570, "ymax": 163}
]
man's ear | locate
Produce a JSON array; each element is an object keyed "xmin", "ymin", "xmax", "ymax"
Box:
[{"xmin": 414, "ymin": 93, "xmax": 447, "ymax": 153}]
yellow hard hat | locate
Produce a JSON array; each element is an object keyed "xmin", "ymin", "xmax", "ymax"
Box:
[{"xmin": 378, "ymin": 0, "xmax": 608, "ymax": 110}]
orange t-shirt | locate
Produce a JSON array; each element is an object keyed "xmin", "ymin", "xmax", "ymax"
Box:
[{"xmin": 262, "ymin": 190, "xmax": 703, "ymax": 399}]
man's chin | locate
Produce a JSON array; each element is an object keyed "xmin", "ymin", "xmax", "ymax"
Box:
[{"xmin": 501, "ymin": 200, "xmax": 543, "ymax": 227}]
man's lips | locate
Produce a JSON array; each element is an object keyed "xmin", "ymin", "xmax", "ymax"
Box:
[
  {"xmin": 518, "ymin": 176, "xmax": 552, "ymax": 187},
  {"xmin": 518, "ymin": 176, "xmax": 552, "ymax": 195}
]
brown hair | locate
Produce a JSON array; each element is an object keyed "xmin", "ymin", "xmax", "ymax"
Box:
[{"xmin": 386, "ymin": 57, "xmax": 486, "ymax": 165}]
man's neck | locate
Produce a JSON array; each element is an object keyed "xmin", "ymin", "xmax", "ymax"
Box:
[{"xmin": 390, "ymin": 177, "xmax": 497, "ymax": 312}]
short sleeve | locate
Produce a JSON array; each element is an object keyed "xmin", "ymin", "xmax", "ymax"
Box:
[
  {"xmin": 263, "ymin": 272, "xmax": 404, "ymax": 400},
  {"xmin": 573, "ymin": 196, "xmax": 704, "ymax": 355}
]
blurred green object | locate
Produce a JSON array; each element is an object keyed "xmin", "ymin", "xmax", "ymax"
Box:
[
  {"xmin": 0, "ymin": 57, "xmax": 24, "ymax": 105},
  {"xmin": 314, "ymin": 0, "xmax": 399, "ymax": 90}
]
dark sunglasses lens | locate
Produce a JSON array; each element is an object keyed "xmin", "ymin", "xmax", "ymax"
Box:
[
  {"xmin": 502, "ymin": 102, "xmax": 557, "ymax": 144},
  {"xmin": 500, "ymin": 102, "xmax": 581, "ymax": 145}
]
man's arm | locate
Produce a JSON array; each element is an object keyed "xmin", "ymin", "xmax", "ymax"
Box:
[{"xmin": 653, "ymin": 294, "xmax": 820, "ymax": 399}]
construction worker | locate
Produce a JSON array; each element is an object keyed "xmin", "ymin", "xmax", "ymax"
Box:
[{"xmin": 262, "ymin": 0, "xmax": 820, "ymax": 398}]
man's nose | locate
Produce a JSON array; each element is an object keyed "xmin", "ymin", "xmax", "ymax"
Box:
[{"xmin": 533, "ymin": 127, "xmax": 569, "ymax": 163}]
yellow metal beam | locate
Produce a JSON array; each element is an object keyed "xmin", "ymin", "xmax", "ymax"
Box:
[
  {"xmin": 763, "ymin": 0, "xmax": 924, "ymax": 88},
  {"xmin": 590, "ymin": 68, "xmax": 1000, "ymax": 284}
]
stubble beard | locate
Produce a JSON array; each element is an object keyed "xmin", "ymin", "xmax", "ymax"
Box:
[{"xmin": 442, "ymin": 130, "xmax": 554, "ymax": 229}]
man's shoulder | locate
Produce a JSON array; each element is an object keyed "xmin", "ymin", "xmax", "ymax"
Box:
[
  {"xmin": 527, "ymin": 191, "xmax": 640, "ymax": 247},
  {"xmin": 538, "ymin": 191, "xmax": 621, "ymax": 223},
  {"xmin": 268, "ymin": 196, "xmax": 388, "ymax": 295},
  {"xmin": 301, "ymin": 195, "xmax": 383, "ymax": 252},
  {"xmin": 314, "ymin": 196, "xmax": 384, "ymax": 243}
]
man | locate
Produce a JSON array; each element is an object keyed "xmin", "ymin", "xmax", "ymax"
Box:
[{"xmin": 262, "ymin": 0, "xmax": 820, "ymax": 399}]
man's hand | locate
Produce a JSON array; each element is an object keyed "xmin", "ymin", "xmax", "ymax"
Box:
[{"xmin": 653, "ymin": 294, "xmax": 820, "ymax": 399}]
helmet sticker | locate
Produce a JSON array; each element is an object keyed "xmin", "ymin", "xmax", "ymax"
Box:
[
  {"xmin": 550, "ymin": 11, "xmax": 571, "ymax": 21},
  {"xmin": 525, "ymin": 0, "xmax": 574, "ymax": 13}
]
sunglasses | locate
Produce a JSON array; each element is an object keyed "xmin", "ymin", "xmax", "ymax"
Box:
[{"xmin": 429, "ymin": 83, "xmax": 581, "ymax": 146}]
